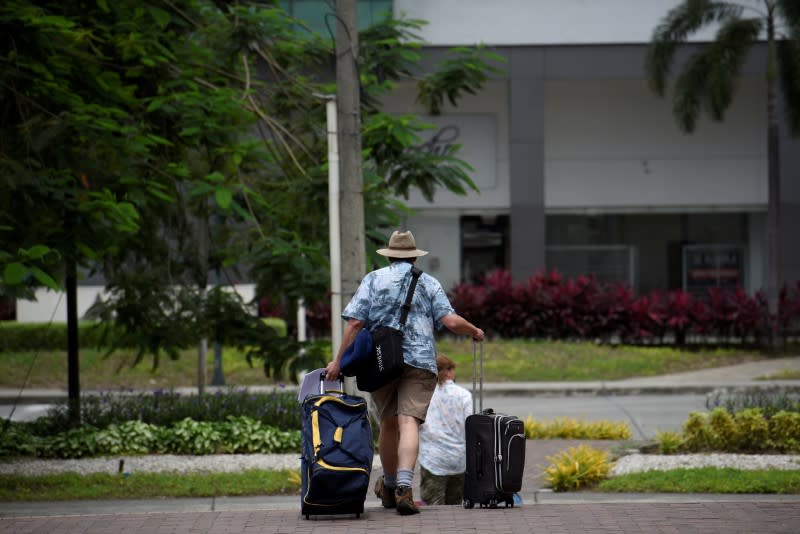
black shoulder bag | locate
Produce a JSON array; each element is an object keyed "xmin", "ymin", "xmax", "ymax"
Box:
[{"xmin": 356, "ymin": 267, "xmax": 422, "ymax": 392}]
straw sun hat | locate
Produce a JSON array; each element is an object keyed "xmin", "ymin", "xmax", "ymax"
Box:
[{"xmin": 376, "ymin": 230, "xmax": 429, "ymax": 258}]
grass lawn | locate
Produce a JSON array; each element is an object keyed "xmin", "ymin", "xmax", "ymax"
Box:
[
  {"xmin": 597, "ymin": 468, "xmax": 800, "ymax": 494},
  {"xmin": 0, "ymin": 339, "xmax": 777, "ymax": 389},
  {"xmin": 755, "ymin": 369, "xmax": 800, "ymax": 380},
  {"xmin": 436, "ymin": 338, "xmax": 770, "ymax": 382},
  {"xmin": 0, "ymin": 347, "xmax": 271, "ymax": 390},
  {"xmin": 0, "ymin": 470, "xmax": 301, "ymax": 501}
]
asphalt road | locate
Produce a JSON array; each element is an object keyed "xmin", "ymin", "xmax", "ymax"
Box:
[
  {"xmin": 480, "ymin": 393, "xmax": 709, "ymax": 439},
  {"xmin": 0, "ymin": 403, "xmax": 52, "ymax": 424}
]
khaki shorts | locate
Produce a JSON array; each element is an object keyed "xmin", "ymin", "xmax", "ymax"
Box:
[{"xmin": 371, "ymin": 365, "xmax": 436, "ymax": 423}]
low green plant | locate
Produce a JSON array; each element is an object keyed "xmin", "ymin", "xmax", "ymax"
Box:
[
  {"xmin": 2, "ymin": 416, "xmax": 302, "ymax": 458},
  {"xmin": 543, "ymin": 444, "xmax": 612, "ymax": 491},
  {"xmin": 524, "ymin": 416, "xmax": 631, "ymax": 440},
  {"xmin": 655, "ymin": 430, "xmax": 683, "ymax": 454},
  {"xmin": 163, "ymin": 419, "xmax": 224, "ymax": 455},
  {"xmin": 42, "ymin": 426, "xmax": 100, "ymax": 459},
  {"xmin": 682, "ymin": 412, "xmax": 712, "ymax": 452},
  {"xmin": 219, "ymin": 416, "xmax": 301, "ymax": 454},
  {"xmin": 93, "ymin": 421, "xmax": 161, "ymax": 455},
  {"xmin": 708, "ymin": 407, "xmax": 738, "ymax": 451},
  {"xmin": 734, "ymin": 408, "xmax": 770, "ymax": 452},
  {"xmin": 675, "ymin": 407, "xmax": 800, "ymax": 453},
  {"xmin": 768, "ymin": 411, "xmax": 800, "ymax": 452},
  {"xmin": 0, "ymin": 425, "xmax": 41, "ymax": 457}
]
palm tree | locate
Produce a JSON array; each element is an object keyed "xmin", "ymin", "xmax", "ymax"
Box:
[{"xmin": 646, "ymin": 0, "xmax": 800, "ymax": 340}]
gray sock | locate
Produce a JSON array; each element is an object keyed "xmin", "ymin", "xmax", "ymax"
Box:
[
  {"xmin": 397, "ymin": 469, "xmax": 413, "ymax": 488},
  {"xmin": 383, "ymin": 473, "xmax": 397, "ymax": 489}
]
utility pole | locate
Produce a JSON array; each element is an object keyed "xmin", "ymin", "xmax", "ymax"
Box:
[{"xmin": 335, "ymin": 0, "xmax": 365, "ymax": 391}]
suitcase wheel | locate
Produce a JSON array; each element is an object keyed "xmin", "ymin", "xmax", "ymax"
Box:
[
  {"xmin": 356, "ymin": 513, "xmax": 360, "ymax": 519},
  {"xmin": 505, "ymin": 498, "xmax": 514, "ymax": 508},
  {"xmin": 463, "ymin": 498, "xmax": 474, "ymax": 509}
]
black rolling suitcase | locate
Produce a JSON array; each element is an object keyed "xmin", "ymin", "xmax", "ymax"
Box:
[
  {"xmin": 300, "ymin": 375, "xmax": 373, "ymax": 519},
  {"xmin": 463, "ymin": 342, "xmax": 526, "ymax": 509}
]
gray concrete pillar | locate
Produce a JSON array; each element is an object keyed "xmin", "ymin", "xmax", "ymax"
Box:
[{"xmin": 509, "ymin": 48, "xmax": 546, "ymax": 282}]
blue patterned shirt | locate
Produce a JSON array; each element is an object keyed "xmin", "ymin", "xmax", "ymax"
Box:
[{"xmin": 342, "ymin": 261, "xmax": 455, "ymax": 374}]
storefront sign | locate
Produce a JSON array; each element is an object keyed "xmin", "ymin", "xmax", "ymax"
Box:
[{"xmin": 683, "ymin": 245, "xmax": 743, "ymax": 296}]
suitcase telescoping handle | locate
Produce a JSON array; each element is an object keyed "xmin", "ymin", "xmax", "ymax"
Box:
[
  {"xmin": 319, "ymin": 373, "xmax": 345, "ymax": 395},
  {"xmin": 472, "ymin": 341, "xmax": 483, "ymax": 414}
]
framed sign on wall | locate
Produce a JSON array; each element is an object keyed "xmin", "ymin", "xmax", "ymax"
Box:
[{"xmin": 682, "ymin": 244, "xmax": 744, "ymax": 297}]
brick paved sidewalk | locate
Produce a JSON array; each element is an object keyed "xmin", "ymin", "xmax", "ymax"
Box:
[{"xmin": 3, "ymin": 501, "xmax": 799, "ymax": 534}]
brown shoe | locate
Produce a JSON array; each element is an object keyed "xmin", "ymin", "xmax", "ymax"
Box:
[
  {"xmin": 395, "ymin": 486, "xmax": 420, "ymax": 515},
  {"xmin": 374, "ymin": 476, "xmax": 396, "ymax": 508}
]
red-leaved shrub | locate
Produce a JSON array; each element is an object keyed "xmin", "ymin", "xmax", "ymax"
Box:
[{"xmin": 447, "ymin": 269, "xmax": 799, "ymax": 345}]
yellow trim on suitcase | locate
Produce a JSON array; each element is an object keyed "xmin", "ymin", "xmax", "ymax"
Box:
[
  {"xmin": 314, "ymin": 395, "xmax": 366, "ymax": 409},
  {"xmin": 316, "ymin": 458, "xmax": 369, "ymax": 474},
  {"xmin": 312, "ymin": 410, "xmax": 321, "ymax": 454}
]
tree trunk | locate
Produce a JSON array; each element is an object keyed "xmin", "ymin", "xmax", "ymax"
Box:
[
  {"xmin": 766, "ymin": 11, "xmax": 781, "ymax": 346},
  {"xmin": 66, "ymin": 255, "xmax": 80, "ymax": 425}
]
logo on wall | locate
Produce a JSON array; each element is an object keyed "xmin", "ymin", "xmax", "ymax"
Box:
[
  {"xmin": 403, "ymin": 114, "xmax": 498, "ymax": 203},
  {"xmin": 416, "ymin": 125, "xmax": 460, "ymax": 156}
]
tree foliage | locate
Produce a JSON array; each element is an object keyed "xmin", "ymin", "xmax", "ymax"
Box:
[
  {"xmin": 646, "ymin": 0, "xmax": 800, "ymax": 134},
  {"xmin": 0, "ymin": 0, "xmax": 504, "ymax": 378}
]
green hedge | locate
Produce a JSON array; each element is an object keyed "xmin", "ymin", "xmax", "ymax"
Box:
[
  {"xmin": 0, "ymin": 322, "xmax": 115, "ymax": 351},
  {"xmin": 0, "ymin": 318, "xmax": 287, "ymax": 352}
]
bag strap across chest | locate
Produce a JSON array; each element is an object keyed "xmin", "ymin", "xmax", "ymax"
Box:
[{"xmin": 398, "ymin": 267, "xmax": 422, "ymax": 326}]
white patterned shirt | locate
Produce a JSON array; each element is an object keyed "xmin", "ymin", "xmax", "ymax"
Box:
[{"xmin": 419, "ymin": 379, "xmax": 473, "ymax": 475}]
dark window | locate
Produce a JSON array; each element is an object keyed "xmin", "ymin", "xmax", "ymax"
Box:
[{"xmin": 460, "ymin": 215, "xmax": 509, "ymax": 283}]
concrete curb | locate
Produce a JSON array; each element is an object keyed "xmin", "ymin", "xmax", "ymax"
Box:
[{"xmin": 2, "ymin": 381, "xmax": 800, "ymax": 404}]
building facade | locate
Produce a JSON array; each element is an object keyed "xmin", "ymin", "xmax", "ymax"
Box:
[
  {"xmin": 14, "ymin": 0, "xmax": 800, "ymax": 321},
  {"xmin": 392, "ymin": 0, "xmax": 800, "ymax": 296}
]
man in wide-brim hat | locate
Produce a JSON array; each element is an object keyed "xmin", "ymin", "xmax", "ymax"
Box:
[{"xmin": 325, "ymin": 230, "xmax": 484, "ymax": 516}]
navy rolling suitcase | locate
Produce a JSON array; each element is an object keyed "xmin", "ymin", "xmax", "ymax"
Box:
[
  {"xmin": 463, "ymin": 342, "xmax": 526, "ymax": 509},
  {"xmin": 300, "ymin": 376, "xmax": 373, "ymax": 519}
]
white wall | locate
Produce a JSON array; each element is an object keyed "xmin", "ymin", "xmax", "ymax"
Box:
[
  {"xmin": 16, "ymin": 284, "xmax": 258, "ymax": 323},
  {"xmin": 395, "ymin": 0, "xmax": 722, "ymax": 46},
  {"xmin": 403, "ymin": 212, "xmax": 462, "ymax": 292},
  {"xmin": 381, "ymin": 80, "xmax": 510, "ymax": 210},
  {"xmin": 16, "ymin": 287, "xmax": 110, "ymax": 323},
  {"xmin": 544, "ymin": 78, "xmax": 767, "ymax": 211}
]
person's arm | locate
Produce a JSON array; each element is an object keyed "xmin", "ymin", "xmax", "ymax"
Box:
[
  {"xmin": 440, "ymin": 313, "xmax": 484, "ymax": 342},
  {"xmin": 324, "ymin": 318, "xmax": 364, "ymax": 380}
]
